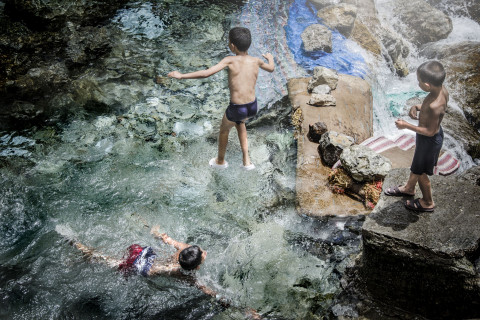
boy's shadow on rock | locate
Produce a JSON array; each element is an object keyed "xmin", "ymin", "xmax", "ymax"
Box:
[{"xmin": 370, "ymin": 199, "xmax": 419, "ymax": 231}]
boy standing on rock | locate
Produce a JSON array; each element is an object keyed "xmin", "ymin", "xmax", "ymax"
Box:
[
  {"xmin": 166, "ymin": 27, "xmax": 275, "ymax": 170},
  {"xmin": 384, "ymin": 61, "xmax": 448, "ymax": 213}
]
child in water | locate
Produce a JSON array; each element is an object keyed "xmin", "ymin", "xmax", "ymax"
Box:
[
  {"xmin": 56, "ymin": 224, "xmax": 261, "ymax": 318},
  {"xmin": 384, "ymin": 61, "xmax": 448, "ymax": 213},
  {"xmin": 165, "ymin": 27, "xmax": 275, "ymax": 170}
]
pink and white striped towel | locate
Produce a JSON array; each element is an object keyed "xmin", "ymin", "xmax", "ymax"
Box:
[{"xmin": 331, "ymin": 134, "xmax": 460, "ymax": 176}]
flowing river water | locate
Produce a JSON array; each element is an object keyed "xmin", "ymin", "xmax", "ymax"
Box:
[{"xmin": 0, "ymin": 0, "xmax": 478, "ymax": 319}]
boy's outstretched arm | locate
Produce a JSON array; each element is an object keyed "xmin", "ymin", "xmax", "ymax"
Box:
[
  {"xmin": 168, "ymin": 57, "xmax": 230, "ymax": 79},
  {"xmin": 260, "ymin": 53, "xmax": 274, "ymax": 73},
  {"xmin": 151, "ymin": 225, "xmax": 190, "ymax": 251}
]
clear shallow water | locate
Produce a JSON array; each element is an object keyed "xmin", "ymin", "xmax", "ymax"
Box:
[{"xmin": 0, "ymin": 0, "xmax": 478, "ymax": 318}]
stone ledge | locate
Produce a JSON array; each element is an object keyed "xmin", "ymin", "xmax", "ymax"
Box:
[{"xmin": 359, "ymin": 167, "xmax": 480, "ymax": 318}]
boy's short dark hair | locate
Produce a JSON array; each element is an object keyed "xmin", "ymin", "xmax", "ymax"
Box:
[
  {"xmin": 229, "ymin": 27, "xmax": 251, "ymax": 52},
  {"xmin": 417, "ymin": 61, "xmax": 446, "ymax": 87},
  {"xmin": 179, "ymin": 245, "xmax": 203, "ymax": 270}
]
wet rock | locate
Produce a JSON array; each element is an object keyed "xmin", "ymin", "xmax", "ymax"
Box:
[
  {"xmin": 340, "ymin": 145, "xmax": 392, "ymax": 182},
  {"xmin": 360, "ymin": 168, "xmax": 480, "ymax": 319},
  {"xmin": 307, "ymin": 66, "xmax": 339, "ymax": 93},
  {"xmin": 308, "ymin": 0, "xmax": 338, "ymax": 10},
  {"xmin": 421, "ymin": 41, "xmax": 480, "ymax": 130},
  {"xmin": 457, "ymin": 165, "xmax": 480, "ymax": 186},
  {"xmin": 307, "ymin": 121, "xmax": 328, "ymax": 143},
  {"xmin": 301, "ymin": 24, "xmax": 332, "ymax": 53},
  {"xmin": 317, "ymin": 3, "xmax": 357, "ymax": 38},
  {"xmin": 308, "ymin": 93, "xmax": 336, "ymax": 107},
  {"xmin": 318, "ymin": 131, "xmax": 354, "ymax": 167},
  {"xmin": 4, "ymin": 0, "xmax": 129, "ymax": 30},
  {"xmin": 350, "ymin": 20, "xmax": 381, "ymax": 56},
  {"xmin": 392, "ymin": 0, "xmax": 452, "ymax": 46}
]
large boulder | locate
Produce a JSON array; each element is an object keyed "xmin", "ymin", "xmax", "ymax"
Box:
[
  {"xmin": 421, "ymin": 41, "xmax": 480, "ymax": 131},
  {"xmin": 359, "ymin": 168, "xmax": 480, "ymax": 319},
  {"xmin": 392, "ymin": 0, "xmax": 452, "ymax": 46},
  {"xmin": 317, "ymin": 3, "xmax": 357, "ymax": 38},
  {"xmin": 318, "ymin": 131, "xmax": 354, "ymax": 167},
  {"xmin": 340, "ymin": 145, "xmax": 392, "ymax": 182},
  {"xmin": 301, "ymin": 24, "xmax": 332, "ymax": 53},
  {"xmin": 307, "ymin": 66, "xmax": 339, "ymax": 92}
]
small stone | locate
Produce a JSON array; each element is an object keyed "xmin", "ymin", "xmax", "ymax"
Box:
[
  {"xmin": 308, "ymin": 93, "xmax": 336, "ymax": 107},
  {"xmin": 307, "ymin": 121, "xmax": 328, "ymax": 143},
  {"xmin": 307, "ymin": 66, "xmax": 339, "ymax": 92},
  {"xmin": 312, "ymin": 84, "xmax": 331, "ymax": 95},
  {"xmin": 301, "ymin": 24, "xmax": 332, "ymax": 53}
]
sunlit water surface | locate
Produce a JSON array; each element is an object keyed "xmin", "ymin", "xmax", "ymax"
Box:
[{"xmin": 0, "ymin": 0, "xmax": 478, "ymax": 318}]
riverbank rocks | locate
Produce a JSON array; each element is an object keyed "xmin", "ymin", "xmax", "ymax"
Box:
[
  {"xmin": 307, "ymin": 66, "xmax": 339, "ymax": 92},
  {"xmin": 340, "ymin": 145, "xmax": 392, "ymax": 182},
  {"xmin": 317, "ymin": 3, "xmax": 357, "ymax": 38},
  {"xmin": 359, "ymin": 168, "xmax": 480, "ymax": 318},
  {"xmin": 301, "ymin": 24, "xmax": 332, "ymax": 53},
  {"xmin": 392, "ymin": 0, "xmax": 452, "ymax": 46},
  {"xmin": 319, "ymin": 131, "xmax": 354, "ymax": 167}
]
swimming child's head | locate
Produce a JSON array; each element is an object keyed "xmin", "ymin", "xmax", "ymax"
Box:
[
  {"xmin": 417, "ymin": 61, "xmax": 446, "ymax": 88},
  {"xmin": 229, "ymin": 27, "xmax": 251, "ymax": 52},
  {"xmin": 178, "ymin": 245, "xmax": 205, "ymax": 270}
]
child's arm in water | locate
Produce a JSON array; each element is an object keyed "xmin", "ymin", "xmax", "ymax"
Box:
[
  {"xmin": 167, "ymin": 57, "xmax": 231, "ymax": 80},
  {"xmin": 151, "ymin": 225, "xmax": 190, "ymax": 251},
  {"xmin": 73, "ymin": 241, "xmax": 122, "ymax": 268}
]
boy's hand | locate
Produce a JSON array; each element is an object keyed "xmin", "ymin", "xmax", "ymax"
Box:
[
  {"xmin": 262, "ymin": 53, "xmax": 273, "ymax": 61},
  {"xmin": 395, "ymin": 119, "xmax": 407, "ymax": 129},
  {"xmin": 409, "ymin": 105, "xmax": 420, "ymax": 120},
  {"xmin": 167, "ymin": 71, "xmax": 183, "ymax": 79},
  {"xmin": 151, "ymin": 225, "xmax": 162, "ymax": 237}
]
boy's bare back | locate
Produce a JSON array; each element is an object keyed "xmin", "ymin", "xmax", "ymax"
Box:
[{"xmin": 223, "ymin": 54, "xmax": 272, "ymax": 104}]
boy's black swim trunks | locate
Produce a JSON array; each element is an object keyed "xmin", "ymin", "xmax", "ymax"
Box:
[
  {"xmin": 410, "ymin": 126, "xmax": 443, "ymax": 176},
  {"xmin": 225, "ymin": 99, "xmax": 258, "ymax": 124}
]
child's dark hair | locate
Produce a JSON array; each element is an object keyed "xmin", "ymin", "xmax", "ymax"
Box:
[
  {"xmin": 229, "ymin": 27, "xmax": 251, "ymax": 52},
  {"xmin": 179, "ymin": 245, "xmax": 203, "ymax": 270},
  {"xmin": 417, "ymin": 61, "xmax": 446, "ymax": 87}
]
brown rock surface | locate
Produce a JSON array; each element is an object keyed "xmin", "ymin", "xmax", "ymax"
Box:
[{"xmin": 289, "ymin": 74, "xmax": 373, "ymax": 216}]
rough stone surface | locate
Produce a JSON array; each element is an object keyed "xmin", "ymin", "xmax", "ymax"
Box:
[
  {"xmin": 318, "ymin": 131, "xmax": 354, "ymax": 167},
  {"xmin": 307, "ymin": 121, "xmax": 328, "ymax": 143},
  {"xmin": 392, "ymin": 0, "xmax": 452, "ymax": 46},
  {"xmin": 308, "ymin": 93, "xmax": 336, "ymax": 107},
  {"xmin": 360, "ymin": 168, "xmax": 480, "ymax": 318},
  {"xmin": 308, "ymin": 0, "xmax": 340, "ymax": 10},
  {"xmin": 307, "ymin": 66, "xmax": 339, "ymax": 92},
  {"xmin": 289, "ymin": 75, "xmax": 372, "ymax": 216},
  {"xmin": 421, "ymin": 41, "xmax": 480, "ymax": 130},
  {"xmin": 317, "ymin": 3, "xmax": 357, "ymax": 38},
  {"xmin": 312, "ymin": 84, "xmax": 331, "ymax": 95},
  {"xmin": 340, "ymin": 145, "xmax": 392, "ymax": 182},
  {"xmin": 301, "ymin": 24, "xmax": 332, "ymax": 53},
  {"xmin": 350, "ymin": 20, "xmax": 381, "ymax": 56}
]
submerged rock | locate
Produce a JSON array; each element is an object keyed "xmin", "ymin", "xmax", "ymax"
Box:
[
  {"xmin": 301, "ymin": 24, "xmax": 332, "ymax": 53},
  {"xmin": 360, "ymin": 168, "xmax": 480, "ymax": 319}
]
